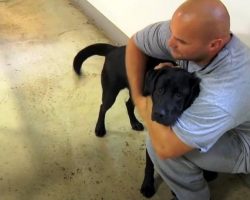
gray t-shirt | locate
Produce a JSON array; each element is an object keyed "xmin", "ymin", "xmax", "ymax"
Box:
[{"xmin": 134, "ymin": 21, "xmax": 250, "ymax": 152}]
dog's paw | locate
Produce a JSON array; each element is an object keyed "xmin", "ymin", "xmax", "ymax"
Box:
[
  {"xmin": 140, "ymin": 184, "xmax": 155, "ymax": 198},
  {"xmin": 131, "ymin": 122, "xmax": 144, "ymax": 131},
  {"xmin": 95, "ymin": 127, "xmax": 106, "ymax": 137}
]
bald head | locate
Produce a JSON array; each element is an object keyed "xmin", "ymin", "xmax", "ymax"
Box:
[{"xmin": 173, "ymin": 0, "xmax": 230, "ymax": 40}]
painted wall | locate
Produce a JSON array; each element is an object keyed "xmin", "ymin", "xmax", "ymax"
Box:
[{"xmin": 85, "ymin": 0, "xmax": 250, "ymax": 44}]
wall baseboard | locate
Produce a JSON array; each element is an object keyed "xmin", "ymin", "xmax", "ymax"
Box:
[{"xmin": 71, "ymin": 0, "xmax": 129, "ymax": 45}]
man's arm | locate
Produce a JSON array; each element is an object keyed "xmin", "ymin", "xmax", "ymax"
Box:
[
  {"xmin": 125, "ymin": 36, "xmax": 150, "ymax": 121},
  {"xmin": 144, "ymin": 97, "xmax": 194, "ymax": 159},
  {"xmin": 125, "ymin": 36, "xmax": 147, "ymax": 103},
  {"xmin": 126, "ymin": 37, "xmax": 194, "ymax": 159}
]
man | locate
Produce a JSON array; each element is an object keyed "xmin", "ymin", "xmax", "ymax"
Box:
[{"xmin": 125, "ymin": 0, "xmax": 250, "ymax": 199}]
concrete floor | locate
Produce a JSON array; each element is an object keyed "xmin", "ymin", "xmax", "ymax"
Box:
[{"xmin": 0, "ymin": 0, "xmax": 249, "ymax": 200}]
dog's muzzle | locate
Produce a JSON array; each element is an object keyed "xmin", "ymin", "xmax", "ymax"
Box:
[{"xmin": 151, "ymin": 109, "xmax": 177, "ymax": 126}]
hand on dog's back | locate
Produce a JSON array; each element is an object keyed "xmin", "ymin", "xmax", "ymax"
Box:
[{"xmin": 154, "ymin": 62, "xmax": 176, "ymax": 70}]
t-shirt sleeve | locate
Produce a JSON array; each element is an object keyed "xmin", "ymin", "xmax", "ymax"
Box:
[
  {"xmin": 134, "ymin": 21, "xmax": 173, "ymax": 60},
  {"xmin": 172, "ymin": 100, "xmax": 236, "ymax": 152}
]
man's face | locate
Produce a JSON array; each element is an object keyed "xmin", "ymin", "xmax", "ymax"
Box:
[{"xmin": 167, "ymin": 18, "xmax": 211, "ymax": 64}]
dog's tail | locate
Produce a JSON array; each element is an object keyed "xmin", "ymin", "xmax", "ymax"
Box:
[{"xmin": 73, "ymin": 43, "xmax": 116, "ymax": 75}]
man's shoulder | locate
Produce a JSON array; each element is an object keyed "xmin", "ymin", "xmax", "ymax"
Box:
[
  {"xmin": 225, "ymin": 34, "xmax": 250, "ymax": 59},
  {"xmin": 134, "ymin": 20, "xmax": 172, "ymax": 59}
]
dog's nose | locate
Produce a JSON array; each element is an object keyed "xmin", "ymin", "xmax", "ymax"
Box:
[{"xmin": 153, "ymin": 109, "xmax": 166, "ymax": 119}]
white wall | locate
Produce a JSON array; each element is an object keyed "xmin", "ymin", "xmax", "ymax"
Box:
[{"xmin": 86, "ymin": 0, "xmax": 250, "ymax": 44}]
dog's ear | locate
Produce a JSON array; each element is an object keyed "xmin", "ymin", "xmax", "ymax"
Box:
[
  {"xmin": 184, "ymin": 74, "xmax": 201, "ymax": 110},
  {"xmin": 143, "ymin": 69, "xmax": 162, "ymax": 96}
]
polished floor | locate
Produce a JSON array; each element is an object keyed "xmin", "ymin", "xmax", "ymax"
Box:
[{"xmin": 0, "ymin": 0, "xmax": 249, "ymax": 200}]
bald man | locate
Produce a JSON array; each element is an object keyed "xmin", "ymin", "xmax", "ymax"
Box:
[{"xmin": 126, "ymin": 0, "xmax": 250, "ymax": 199}]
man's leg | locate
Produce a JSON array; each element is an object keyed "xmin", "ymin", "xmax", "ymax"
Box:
[
  {"xmin": 185, "ymin": 132, "xmax": 249, "ymax": 174},
  {"xmin": 146, "ymin": 131, "xmax": 249, "ymax": 200}
]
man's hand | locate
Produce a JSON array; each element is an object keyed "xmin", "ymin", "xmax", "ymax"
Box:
[
  {"xmin": 154, "ymin": 62, "xmax": 176, "ymax": 70},
  {"xmin": 145, "ymin": 96, "xmax": 153, "ymax": 121},
  {"xmin": 134, "ymin": 96, "xmax": 148, "ymax": 122}
]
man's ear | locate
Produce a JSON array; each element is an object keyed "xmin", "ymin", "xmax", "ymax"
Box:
[
  {"xmin": 209, "ymin": 38, "xmax": 223, "ymax": 52},
  {"xmin": 143, "ymin": 69, "xmax": 162, "ymax": 96}
]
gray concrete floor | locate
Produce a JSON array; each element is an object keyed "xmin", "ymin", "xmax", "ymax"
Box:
[{"xmin": 0, "ymin": 0, "xmax": 249, "ymax": 200}]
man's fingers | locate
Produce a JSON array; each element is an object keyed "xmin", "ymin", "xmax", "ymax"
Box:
[{"xmin": 154, "ymin": 62, "xmax": 175, "ymax": 69}]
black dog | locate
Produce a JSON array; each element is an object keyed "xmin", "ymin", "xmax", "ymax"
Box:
[
  {"xmin": 143, "ymin": 67, "xmax": 200, "ymax": 125},
  {"xmin": 73, "ymin": 43, "xmax": 217, "ymax": 198},
  {"xmin": 73, "ymin": 43, "xmax": 175, "ymax": 137},
  {"xmin": 140, "ymin": 67, "xmax": 200, "ymax": 198},
  {"xmin": 140, "ymin": 67, "xmax": 217, "ymax": 198}
]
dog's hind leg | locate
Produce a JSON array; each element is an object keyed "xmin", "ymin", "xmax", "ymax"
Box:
[
  {"xmin": 140, "ymin": 149, "xmax": 156, "ymax": 198},
  {"xmin": 126, "ymin": 96, "xmax": 144, "ymax": 131},
  {"xmin": 95, "ymin": 88, "xmax": 120, "ymax": 137}
]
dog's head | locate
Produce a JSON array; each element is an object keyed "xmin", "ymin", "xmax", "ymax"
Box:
[{"xmin": 143, "ymin": 67, "xmax": 200, "ymax": 126}]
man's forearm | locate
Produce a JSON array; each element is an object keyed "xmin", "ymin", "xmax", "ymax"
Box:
[
  {"xmin": 125, "ymin": 36, "xmax": 147, "ymax": 104},
  {"xmin": 144, "ymin": 97, "xmax": 193, "ymax": 159},
  {"xmin": 146, "ymin": 119, "xmax": 193, "ymax": 159}
]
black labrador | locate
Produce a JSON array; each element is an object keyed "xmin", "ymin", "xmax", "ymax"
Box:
[
  {"xmin": 140, "ymin": 67, "xmax": 217, "ymax": 197},
  {"xmin": 73, "ymin": 43, "xmax": 217, "ymax": 198},
  {"xmin": 73, "ymin": 43, "xmax": 176, "ymax": 137}
]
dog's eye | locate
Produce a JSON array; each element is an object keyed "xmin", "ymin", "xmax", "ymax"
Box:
[{"xmin": 156, "ymin": 88, "xmax": 165, "ymax": 95}]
